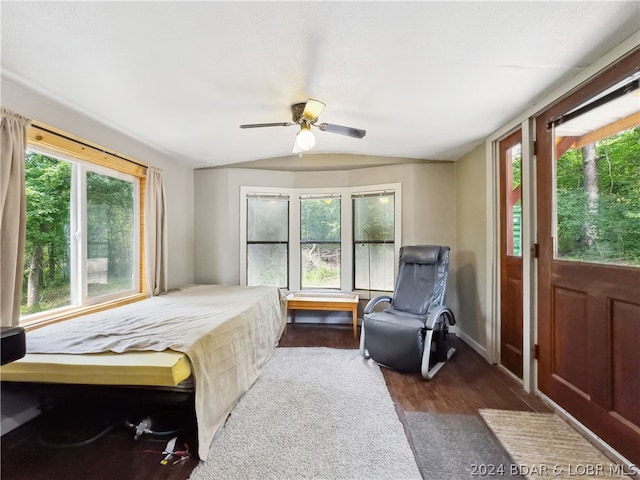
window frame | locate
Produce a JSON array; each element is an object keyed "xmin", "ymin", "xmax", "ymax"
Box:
[
  {"xmin": 21, "ymin": 124, "xmax": 147, "ymax": 329},
  {"xmin": 245, "ymin": 192, "xmax": 290, "ymax": 289},
  {"xmin": 351, "ymin": 189, "xmax": 398, "ymax": 292},
  {"xmin": 240, "ymin": 183, "xmax": 401, "ymax": 297},
  {"xmin": 550, "ymin": 74, "xmax": 640, "ymax": 267},
  {"xmin": 299, "ymin": 193, "xmax": 342, "ymax": 290}
]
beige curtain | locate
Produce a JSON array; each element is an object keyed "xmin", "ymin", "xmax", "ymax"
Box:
[
  {"xmin": 1, "ymin": 108, "xmax": 31, "ymax": 327},
  {"xmin": 145, "ymin": 166, "xmax": 168, "ymax": 296}
]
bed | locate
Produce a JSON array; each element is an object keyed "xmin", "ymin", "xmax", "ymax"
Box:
[{"xmin": 0, "ymin": 284, "xmax": 287, "ymax": 460}]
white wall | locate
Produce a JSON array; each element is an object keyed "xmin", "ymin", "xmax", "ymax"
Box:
[
  {"xmin": 194, "ymin": 168, "xmax": 294, "ymax": 285},
  {"xmin": 193, "ymin": 161, "xmax": 459, "ymax": 314},
  {"xmin": 1, "ymin": 79, "xmax": 195, "ymax": 288},
  {"xmin": 454, "ymin": 143, "xmax": 488, "ymax": 352}
]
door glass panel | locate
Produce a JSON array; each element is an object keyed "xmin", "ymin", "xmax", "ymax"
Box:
[
  {"xmin": 553, "ymin": 77, "xmax": 640, "ymax": 267},
  {"xmin": 506, "ymin": 143, "xmax": 522, "ymax": 257}
]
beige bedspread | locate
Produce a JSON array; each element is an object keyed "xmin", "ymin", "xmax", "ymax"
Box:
[{"xmin": 25, "ymin": 284, "xmax": 287, "ymax": 460}]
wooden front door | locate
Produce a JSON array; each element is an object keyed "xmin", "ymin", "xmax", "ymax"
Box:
[
  {"xmin": 536, "ymin": 48, "xmax": 640, "ymax": 465},
  {"xmin": 499, "ymin": 129, "xmax": 524, "ymax": 379}
]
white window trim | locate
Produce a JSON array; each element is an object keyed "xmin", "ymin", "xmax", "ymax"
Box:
[
  {"xmin": 351, "ymin": 185, "xmax": 402, "ymax": 296},
  {"xmin": 240, "ymin": 183, "xmax": 401, "ymax": 296}
]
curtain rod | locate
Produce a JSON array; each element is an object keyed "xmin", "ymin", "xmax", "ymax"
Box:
[
  {"xmin": 547, "ymin": 77, "xmax": 639, "ymax": 131},
  {"xmin": 32, "ymin": 124, "xmax": 148, "ymax": 169}
]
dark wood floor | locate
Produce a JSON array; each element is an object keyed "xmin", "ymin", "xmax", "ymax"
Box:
[
  {"xmin": 279, "ymin": 324, "xmax": 551, "ymax": 430},
  {"xmin": 1, "ymin": 324, "xmax": 550, "ymax": 480}
]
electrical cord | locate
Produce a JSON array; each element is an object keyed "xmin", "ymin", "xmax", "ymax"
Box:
[
  {"xmin": 124, "ymin": 414, "xmax": 185, "ymax": 439},
  {"xmin": 37, "ymin": 423, "xmax": 116, "ymax": 449}
]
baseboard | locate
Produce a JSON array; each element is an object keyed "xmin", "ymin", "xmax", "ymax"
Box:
[
  {"xmin": 1, "ymin": 404, "xmax": 40, "ymax": 436},
  {"xmin": 1, "ymin": 386, "xmax": 42, "ymax": 436},
  {"xmin": 455, "ymin": 328, "xmax": 489, "ymax": 362},
  {"xmin": 496, "ymin": 362, "xmax": 525, "ymax": 386},
  {"xmin": 537, "ymin": 392, "xmax": 638, "ymax": 477}
]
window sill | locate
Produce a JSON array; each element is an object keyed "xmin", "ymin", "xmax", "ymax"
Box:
[{"xmin": 22, "ymin": 293, "xmax": 148, "ymax": 331}]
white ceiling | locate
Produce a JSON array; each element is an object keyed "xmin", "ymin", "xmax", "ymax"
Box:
[{"xmin": 2, "ymin": 1, "xmax": 639, "ymax": 169}]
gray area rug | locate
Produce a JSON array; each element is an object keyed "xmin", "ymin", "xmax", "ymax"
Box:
[
  {"xmin": 405, "ymin": 412, "xmax": 523, "ymax": 479},
  {"xmin": 189, "ymin": 347, "xmax": 421, "ymax": 480}
]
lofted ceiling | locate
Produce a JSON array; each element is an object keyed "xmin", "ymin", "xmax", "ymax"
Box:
[{"xmin": 2, "ymin": 1, "xmax": 639, "ymax": 169}]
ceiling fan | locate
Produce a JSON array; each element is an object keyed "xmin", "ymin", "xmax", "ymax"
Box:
[{"xmin": 240, "ymin": 99, "xmax": 366, "ymax": 153}]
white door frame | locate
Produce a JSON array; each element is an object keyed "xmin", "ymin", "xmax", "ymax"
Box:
[{"xmin": 485, "ymin": 119, "xmax": 535, "ymax": 393}]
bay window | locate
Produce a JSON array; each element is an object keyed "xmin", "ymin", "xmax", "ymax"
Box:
[{"xmin": 241, "ymin": 184, "xmax": 400, "ymax": 294}]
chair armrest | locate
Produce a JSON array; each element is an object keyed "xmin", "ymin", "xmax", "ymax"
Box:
[
  {"xmin": 363, "ymin": 295, "xmax": 393, "ymax": 314},
  {"xmin": 425, "ymin": 305, "xmax": 455, "ymax": 330}
]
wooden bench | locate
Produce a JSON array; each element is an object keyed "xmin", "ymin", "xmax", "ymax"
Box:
[{"xmin": 285, "ymin": 292, "xmax": 360, "ymax": 339}]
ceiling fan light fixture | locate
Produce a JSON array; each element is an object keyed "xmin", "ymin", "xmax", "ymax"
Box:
[
  {"xmin": 295, "ymin": 123, "xmax": 315, "ymax": 151},
  {"xmin": 240, "ymin": 99, "xmax": 366, "ymax": 151}
]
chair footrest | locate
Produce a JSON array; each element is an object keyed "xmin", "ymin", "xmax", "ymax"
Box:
[{"xmin": 363, "ymin": 317, "xmax": 425, "ymax": 373}]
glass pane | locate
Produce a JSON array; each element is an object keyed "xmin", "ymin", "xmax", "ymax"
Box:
[
  {"xmin": 354, "ymin": 243, "xmax": 395, "ymax": 291},
  {"xmin": 507, "ymin": 144, "xmax": 522, "ymax": 257},
  {"xmin": 301, "ymin": 243, "xmax": 340, "ymax": 289},
  {"xmin": 247, "ymin": 197, "xmax": 288, "ymax": 241},
  {"xmin": 300, "ymin": 197, "xmax": 340, "ymax": 242},
  {"xmin": 353, "ymin": 195, "xmax": 394, "ymax": 242},
  {"xmin": 353, "ymin": 194, "xmax": 395, "ymax": 291},
  {"xmin": 22, "ymin": 152, "xmax": 72, "ymax": 315},
  {"xmin": 247, "ymin": 244, "xmax": 287, "ymax": 287},
  {"xmin": 300, "ymin": 197, "xmax": 341, "ymax": 289},
  {"xmin": 512, "ymin": 202, "xmax": 522, "ymax": 257},
  {"xmin": 86, "ymin": 171, "xmax": 135, "ymax": 298},
  {"xmin": 554, "ymin": 83, "xmax": 640, "ymax": 267}
]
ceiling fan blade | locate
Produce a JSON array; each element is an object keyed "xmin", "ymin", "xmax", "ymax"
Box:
[
  {"xmin": 302, "ymin": 99, "xmax": 326, "ymax": 122},
  {"xmin": 240, "ymin": 122, "xmax": 294, "ymax": 129},
  {"xmin": 317, "ymin": 123, "xmax": 366, "ymax": 139}
]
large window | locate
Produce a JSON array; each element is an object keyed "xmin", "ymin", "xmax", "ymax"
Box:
[
  {"xmin": 241, "ymin": 184, "xmax": 401, "ymax": 293},
  {"xmin": 21, "ymin": 125, "xmax": 145, "ymax": 325}
]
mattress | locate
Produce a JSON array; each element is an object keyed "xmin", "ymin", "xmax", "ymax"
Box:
[
  {"xmin": 0, "ymin": 284, "xmax": 287, "ymax": 461},
  {"xmin": 0, "ymin": 350, "xmax": 192, "ymax": 387}
]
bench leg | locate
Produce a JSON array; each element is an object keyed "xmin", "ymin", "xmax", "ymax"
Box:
[
  {"xmin": 352, "ymin": 307, "xmax": 358, "ymax": 339},
  {"xmin": 284, "ymin": 309, "xmax": 296, "ymax": 336}
]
